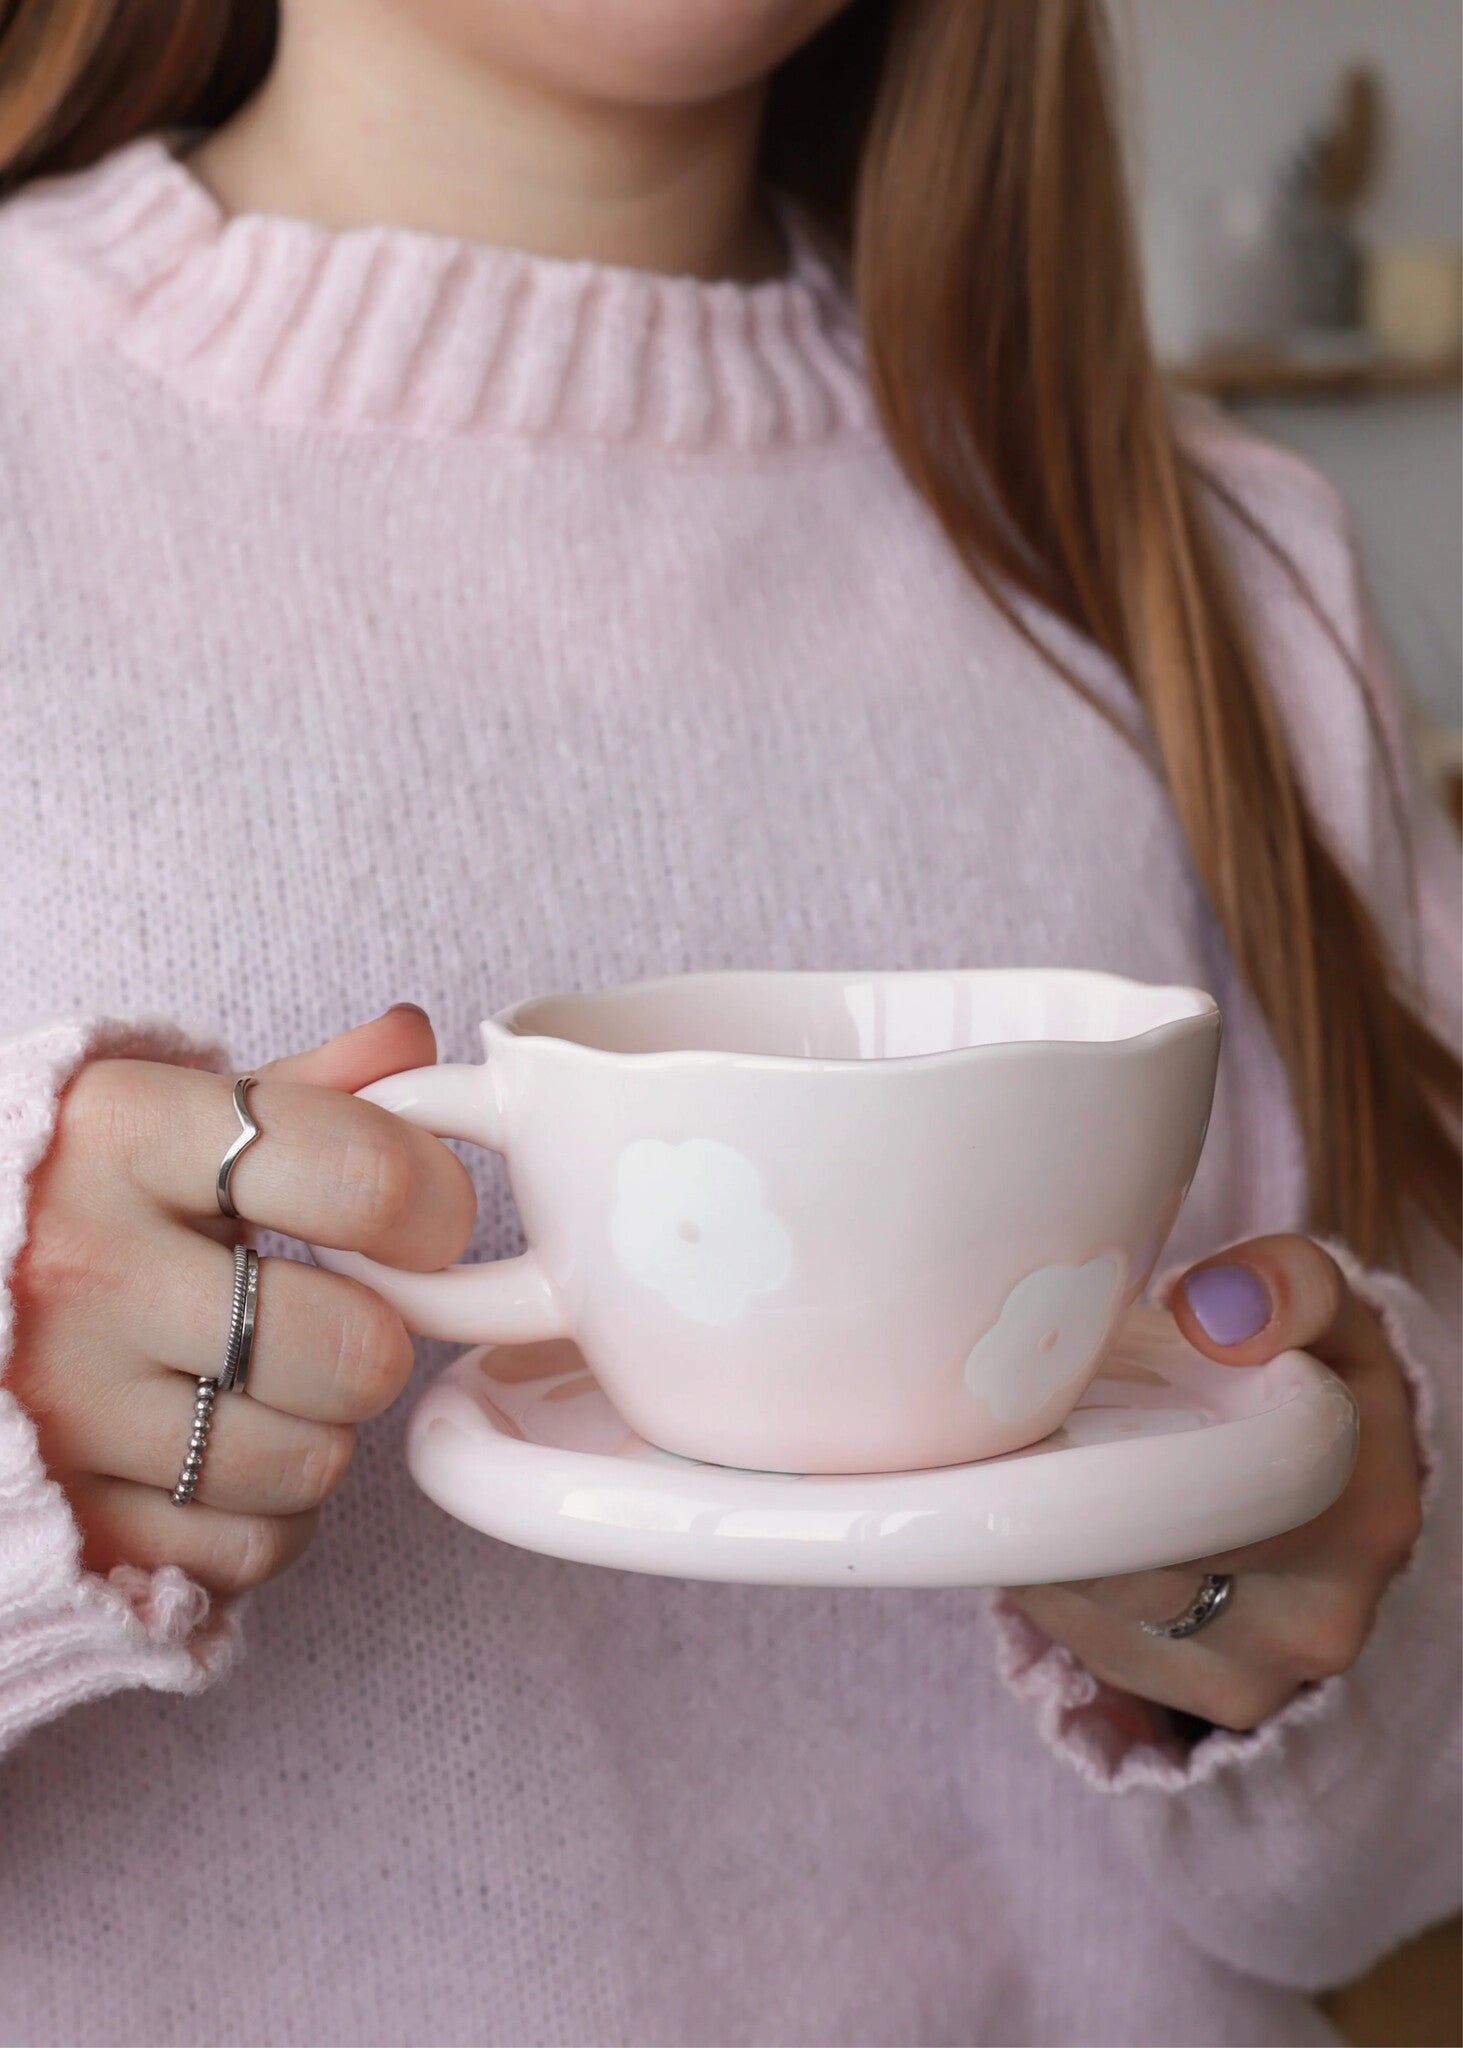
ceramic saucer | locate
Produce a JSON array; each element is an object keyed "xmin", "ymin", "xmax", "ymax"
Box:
[{"xmin": 403, "ymin": 1305, "xmax": 1358, "ymax": 1588}]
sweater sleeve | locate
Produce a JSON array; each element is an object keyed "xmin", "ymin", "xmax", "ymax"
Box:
[
  {"xmin": 986, "ymin": 426, "xmax": 1463, "ymax": 1989},
  {"xmin": 0, "ymin": 1014, "xmax": 244, "ymax": 1759}
]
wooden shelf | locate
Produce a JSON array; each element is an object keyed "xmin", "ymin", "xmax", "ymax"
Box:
[{"xmin": 1167, "ymin": 348, "xmax": 1463, "ymax": 401}]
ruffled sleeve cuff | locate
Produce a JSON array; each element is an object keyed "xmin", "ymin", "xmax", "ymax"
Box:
[
  {"xmin": 0, "ymin": 1015, "xmax": 243, "ymax": 1757},
  {"xmin": 987, "ymin": 1237, "xmax": 1451, "ymax": 1796}
]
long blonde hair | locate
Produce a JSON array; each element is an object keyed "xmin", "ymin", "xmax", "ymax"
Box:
[{"xmin": 3, "ymin": 0, "xmax": 1458, "ymax": 1265}]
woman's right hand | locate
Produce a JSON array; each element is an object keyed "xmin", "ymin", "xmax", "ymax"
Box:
[{"xmin": 6, "ymin": 1005, "xmax": 477, "ymax": 1594}]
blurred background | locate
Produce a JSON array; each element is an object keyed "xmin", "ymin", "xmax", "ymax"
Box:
[
  {"xmin": 1118, "ymin": 14, "xmax": 1461, "ymax": 2043},
  {"xmin": 1118, "ymin": 0, "xmax": 1462, "ymax": 819}
]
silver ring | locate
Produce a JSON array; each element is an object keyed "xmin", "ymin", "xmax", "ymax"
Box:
[
  {"xmin": 215, "ymin": 1244, "xmax": 260, "ymax": 1396},
  {"xmin": 216, "ymin": 1076, "xmax": 261, "ymax": 1221},
  {"xmin": 1139, "ymin": 1572, "xmax": 1234, "ymax": 1641},
  {"xmin": 170, "ymin": 1376, "xmax": 219, "ymax": 1506}
]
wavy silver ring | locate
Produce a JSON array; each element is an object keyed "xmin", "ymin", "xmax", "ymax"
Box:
[
  {"xmin": 1139, "ymin": 1572, "xmax": 1235, "ymax": 1641},
  {"xmin": 216, "ymin": 1075, "xmax": 261, "ymax": 1221}
]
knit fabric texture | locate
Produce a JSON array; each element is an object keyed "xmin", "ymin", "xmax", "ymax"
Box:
[{"xmin": 0, "ymin": 138, "xmax": 1457, "ymax": 2047}]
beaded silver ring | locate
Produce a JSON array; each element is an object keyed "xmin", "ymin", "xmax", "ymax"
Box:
[
  {"xmin": 170, "ymin": 1243, "xmax": 263, "ymax": 1506},
  {"xmin": 170, "ymin": 1376, "xmax": 218, "ymax": 1507}
]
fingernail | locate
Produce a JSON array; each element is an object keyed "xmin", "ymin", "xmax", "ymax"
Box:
[
  {"xmin": 1183, "ymin": 1263, "xmax": 1271, "ymax": 1345},
  {"xmin": 381, "ymin": 1002, "xmax": 429, "ymax": 1021}
]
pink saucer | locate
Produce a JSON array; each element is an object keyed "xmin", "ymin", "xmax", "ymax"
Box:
[{"xmin": 403, "ymin": 1306, "xmax": 1358, "ymax": 1588}]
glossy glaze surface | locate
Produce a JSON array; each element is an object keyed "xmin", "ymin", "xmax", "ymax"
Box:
[
  {"xmin": 310, "ymin": 968, "xmax": 1221, "ymax": 1470},
  {"xmin": 403, "ymin": 1306, "xmax": 1359, "ymax": 1587}
]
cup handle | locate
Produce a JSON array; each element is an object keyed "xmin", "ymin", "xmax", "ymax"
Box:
[{"xmin": 305, "ymin": 1063, "xmax": 568, "ymax": 1345}]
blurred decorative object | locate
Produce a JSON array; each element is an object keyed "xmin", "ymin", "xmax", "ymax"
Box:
[
  {"xmin": 1146, "ymin": 188, "xmax": 1287, "ymax": 361},
  {"xmin": 1320, "ymin": 1911, "xmax": 1463, "ymax": 2047},
  {"xmin": 1416, "ymin": 724, "xmax": 1463, "ymax": 833},
  {"xmin": 1364, "ymin": 243, "xmax": 1463, "ymax": 361},
  {"xmin": 1170, "ymin": 347, "xmax": 1461, "ymax": 402},
  {"xmin": 1315, "ymin": 66, "xmax": 1384, "ymax": 210},
  {"xmin": 1281, "ymin": 64, "xmax": 1385, "ymax": 337}
]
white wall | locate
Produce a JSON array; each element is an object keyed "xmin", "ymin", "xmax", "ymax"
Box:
[{"xmin": 1115, "ymin": 0, "xmax": 1462, "ymax": 726}]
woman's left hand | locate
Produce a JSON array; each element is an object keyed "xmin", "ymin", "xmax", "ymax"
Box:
[{"xmin": 1002, "ymin": 1235, "xmax": 1424, "ymax": 1734}]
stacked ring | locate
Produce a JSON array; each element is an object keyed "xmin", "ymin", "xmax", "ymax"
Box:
[
  {"xmin": 168, "ymin": 1246, "xmax": 261, "ymax": 1507},
  {"xmin": 170, "ymin": 1077, "xmax": 267, "ymax": 1508},
  {"xmin": 216, "ymin": 1242, "xmax": 260, "ymax": 1396}
]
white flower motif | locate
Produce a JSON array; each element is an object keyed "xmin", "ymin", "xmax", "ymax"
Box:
[
  {"xmin": 963, "ymin": 1253, "xmax": 1125, "ymax": 1427},
  {"xmin": 610, "ymin": 1138, "xmax": 794, "ymax": 1326}
]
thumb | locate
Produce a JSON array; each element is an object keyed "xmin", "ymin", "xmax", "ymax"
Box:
[
  {"xmin": 254, "ymin": 1002, "xmax": 438, "ymax": 1093},
  {"xmin": 1170, "ymin": 1233, "xmax": 1389, "ymax": 1381}
]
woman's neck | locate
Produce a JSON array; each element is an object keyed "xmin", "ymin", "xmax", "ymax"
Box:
[{"xmin": 188, "ymin": 0, "xmax": 784, "ymax": 282}]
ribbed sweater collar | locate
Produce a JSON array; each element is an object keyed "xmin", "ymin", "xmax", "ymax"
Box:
[{"xmin": 10, "ymin": 134, "xmax": 875, "ymax": 451}]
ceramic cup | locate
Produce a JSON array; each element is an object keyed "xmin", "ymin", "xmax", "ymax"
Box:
[{"xmin": 307, "ymin": 969, "xmax": 1220, "ymax": 1474}]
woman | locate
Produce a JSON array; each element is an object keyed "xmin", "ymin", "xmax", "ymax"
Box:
[{"xmin": 0, "ymin": 2, "xmax": 1456, "ymax": 2042}]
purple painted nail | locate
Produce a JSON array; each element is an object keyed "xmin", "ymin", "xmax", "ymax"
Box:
[{"xmin": 1183, "ymin": 1263, "xmax": 1271, "ymax": 1346}]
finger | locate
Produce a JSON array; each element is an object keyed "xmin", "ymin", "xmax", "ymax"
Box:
[
  {"xmin": 1199, "ymin": 1346, "xmax": 1420, "ymax": 1583},
  {"xmin": 68, "ymin": 1472, "xmax": 321, "ymax": 1594},
  {"xmin": 1048, "ymin": 1563, "xmax": 1214, "ymax": 1625},
  {"xmin": 131, "ymin": 1229, "xmax": 417, "ymax": 1425},
  {"xmin": 1172, "ymin": 1234, "xmax": 1394, "ymax": 1380},
  {"xmin": 99, "ymin": 1059, "xmax": 477, "ymax": 1271},
  {"xmin": 48, "ymin": 1368, "xmax": 356, "ymax": 1516},
  {"xmin": 185, "ymin": 1008, "xmax": 438, "ymax": 1251},
  {"xmin": 1005, "ymin": 1579, "xmax": 1308, "ymax": 1731},
  {"xmin": 1065, "ymin": 1310, "xmax": 1422, "ymax": 1616},
  {"xmin": 1013, "ymin": 1545, "xmax": 1386, "ymax": 1719},
  {"xmin": 256, "ymin": 1003, "xmax": 436, "ymax": 1090}
]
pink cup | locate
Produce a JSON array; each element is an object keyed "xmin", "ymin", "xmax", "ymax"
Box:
[{"xmin": 308, "ymin": 968, "xmax": 1220, "ymax": 1473}]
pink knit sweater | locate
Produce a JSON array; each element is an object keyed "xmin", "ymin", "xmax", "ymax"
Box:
[{"xmin": 0, "ymin": 137, "xmax": 1458, "ymax": 2048}]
